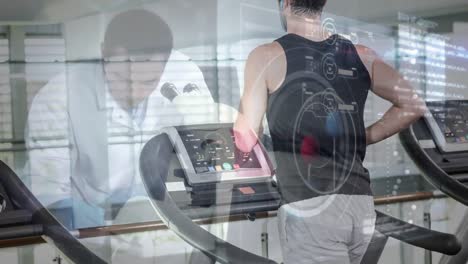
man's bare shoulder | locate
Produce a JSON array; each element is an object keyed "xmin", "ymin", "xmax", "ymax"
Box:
[
  {"xmin": 355, "ymin": 45, "xmax": 379, "ymax": 63},
  {"xmin": 354, "ymin": 44, "xmax": 381, "ymax": 76},
  {"xmin": 247, "ymin": 42, "xmax": 285, "ymax": 65},
  {"xmin": 355, "ymin": 44, "xmax": 377, "ymax": 55}
]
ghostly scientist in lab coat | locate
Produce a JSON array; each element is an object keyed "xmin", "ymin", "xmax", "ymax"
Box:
[{"xmin": 25, "ymin": 9, "xmax": 215, "ymax": 230}]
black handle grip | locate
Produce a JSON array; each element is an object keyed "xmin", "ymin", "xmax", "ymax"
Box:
[
  {"xmin": 0, "ymin": 224, "xmax": 43, "ymax": 240},
  {"xmin": 0, "ymin": 210, "xmax": 33, "ymax": 226},
  {"xmin": 0, "ymin": 161, "xmax": 107, "ymax": 264}
]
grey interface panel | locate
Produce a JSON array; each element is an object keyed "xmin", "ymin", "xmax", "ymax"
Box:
[
  {"xmin": 178, "ymin": 127, "xmax": 261, "ymax": 174},
  {"xmin": 427, "ymin": 101, "xmax": 468, "ymax": 145}
]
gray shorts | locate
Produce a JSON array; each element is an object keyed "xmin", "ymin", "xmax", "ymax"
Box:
[{"xmin": 278, "ymin": 195, "xmax": 376, "ymax": 264}]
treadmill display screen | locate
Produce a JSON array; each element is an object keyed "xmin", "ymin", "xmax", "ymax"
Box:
[
  {"xmin": 427, "ymin": 100, "xmax": 468, "ymax": 144},
  {"xmin": 178, "ymin": 128, "xmax": 261, "ymax": 174}
]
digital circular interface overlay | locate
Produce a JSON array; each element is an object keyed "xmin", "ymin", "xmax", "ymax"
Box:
[
  {"xmin": 321, "ymin": 18, "xmax": 338, "ymax": 45},
  {"xmin": 292, "ymin": 87, "xmax": 357, "ymax": 196},
  {"xmin": 322, "ymin": 53, "xmax": 338, "ymax": 81},
  {"xmin": 268, "ymin": 70, "xmax": 358, "ymax": 197}
]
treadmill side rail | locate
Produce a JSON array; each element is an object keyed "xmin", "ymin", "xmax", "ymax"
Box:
[
  {"xmin": 0, "ymin": 161, "xmax": 107, "ymax": 264},
  {"xmin": 375, "ymin": 211, "xmax": 461, "ymax": 255}
]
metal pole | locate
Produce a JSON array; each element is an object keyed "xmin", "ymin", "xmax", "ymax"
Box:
[{"xmin": 424, "ymin": 211, "xmax": 432, "ymax": 264}]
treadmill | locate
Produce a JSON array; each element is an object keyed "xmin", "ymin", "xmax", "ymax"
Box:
[
  {"xmin": 0, "ymin": 161, "xmax": 106, "ymax": 264},
  {"xmin": 400, "ymin": 100, "xmax": 468, "ymax": 264},
  {"xmin": 139, "ymin": 123, "xmax": 461, "ymax": 264},
  {"xmin": 0, "ymin": 121, "xmax": 461, "ymax": 263}
]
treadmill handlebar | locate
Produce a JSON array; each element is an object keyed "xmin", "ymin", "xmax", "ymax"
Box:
[
  {"xmin": 0, "ymin": 224, "xmax": 43, "ymax": 240},
  {"xmin": 399, "ymin": 126, "xmax": 468, "ymax": 206},
  {"xmin": 0, "ymin": 210, "xmax": 33, "ymax": 226},
  {"xmin": 375, "ymin": 211, "xmax": 460, "ymax": 255},
  {"xmin": 0, "ymin": 161, "xmax": 107, "ymax": 264}
]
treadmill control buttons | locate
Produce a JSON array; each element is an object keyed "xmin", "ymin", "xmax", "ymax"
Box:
[
  {"xmin": 223, "ymin": 163, "xmax": 233, "ymax": 170},
  {"xmin": 428, "ymin": 101, "xmax": 468, "ymax": 145},
  {"xmin": 179, "ymin": 128, "xmax": 262, "ymax": 174}
]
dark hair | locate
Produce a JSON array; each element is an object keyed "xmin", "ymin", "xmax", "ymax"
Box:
[
  {"xmin": 291, "ymin": 0, "xmax": 327, "ymax": 15},
  {"xmin": 103, "ymin": 9, "xmax": 173, "ymax": 58}
]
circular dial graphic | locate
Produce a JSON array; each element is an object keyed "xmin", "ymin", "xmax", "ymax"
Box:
[
  {"xmin": 200, "ymin": 131, "xmax": 230, "ymax": 164},
  {"xmin": 293, "ymin": 86, "xmax": 357, "ymax": 195},
  {"xmin": 322, "ymin": 54, "xmax": 338, "ymax": 81},
  {"xmin": 201, "ymin": 132, "xmax": 227, "ymax": 151},
  {"xmin": 322, "ymin": 18, "xmax": 337, "ymax": 45}
]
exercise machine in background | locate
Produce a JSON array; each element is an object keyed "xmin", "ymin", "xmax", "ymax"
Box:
[{"xmin": 400, "ymin": 100, "xmax": 468, "ymax": 264}]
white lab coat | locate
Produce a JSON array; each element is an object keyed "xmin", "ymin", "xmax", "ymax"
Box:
[
  {"xmin": 25, "ymin": 51, "xmax": 214, "ymax": 213},
  {"xmin": 25, "ymin": 51, "xmax": 242, "ymax": 262}
]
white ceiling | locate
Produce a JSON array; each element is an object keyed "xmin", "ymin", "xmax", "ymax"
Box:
[
  {"xmin": 0, "ymin": 0, "xmax": 467, "ymax": 24},
  {"xmin": 0, "ymin": 0, "xmax": 158, "ymax": 24},
  {"xmin": 325, "ymin": 0, "xmax": 468, "ymax": 23}
]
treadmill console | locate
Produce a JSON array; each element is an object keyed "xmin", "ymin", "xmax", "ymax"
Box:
[
  {"xmin": 179, "ymin": 127, "xmax": 262, "ymax": 174},
  {"xmin": 408, "ymin": 100, "xmax": 468, "ymax": 175},
  {"xmin": 160, "ymin": 123, "xmax": 278, "ymax": 206},
  {"xmin": 425, "ymin": 100, "xmax": 468, "ymax": 153},
  {"xmin": 163, "ymin": 124, "xmax": 274, "ymax": 187}
]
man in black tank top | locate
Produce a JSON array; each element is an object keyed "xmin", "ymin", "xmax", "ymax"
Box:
[{"xmin": 234, "ymin": 1, "xmax": 426, "ymax": 263}]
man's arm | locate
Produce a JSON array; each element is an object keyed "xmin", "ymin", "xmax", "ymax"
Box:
[
  {"xmin": 357, "ymin": 46, "xmax": 426, "ymax": 145},
  {"xmin": 234, "ymin": 45, "xmax": 270, "ymax": 153}
]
